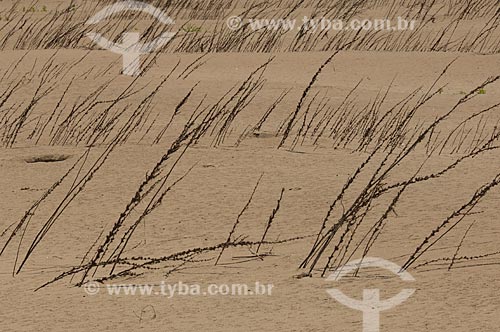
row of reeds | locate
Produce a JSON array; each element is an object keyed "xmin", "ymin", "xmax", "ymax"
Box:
[
  {"xmin": 1, "ymin": 48, "xmax": 499, "ymax": 153},
  {"xmin": 299, "ymin": 64, "xmax": 500, "ymax": 276},
  {"xmin": 0, "ymin": 52, "xmax": 499, "ymax": 286},
  {"xmin": 0, "ymin": 0, "xmax": 498, "ymax": 53}
]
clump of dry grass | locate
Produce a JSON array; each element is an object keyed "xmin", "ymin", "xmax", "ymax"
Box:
[
  {"xmin": 299, "ymin": 65, "xmax": 500, "ymax": 276},
  {"xmin": 0, "ymin": 19, "xmax": 499, "ymax": 290},
  {"xmin": 0, "ymin": 0, "xmax": 498, "ymax": 54}
]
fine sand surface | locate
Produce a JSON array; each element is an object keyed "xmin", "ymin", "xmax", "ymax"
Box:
[{"xmin": 0, "ymin": 1, "xmax": 499, "ymax": 331}]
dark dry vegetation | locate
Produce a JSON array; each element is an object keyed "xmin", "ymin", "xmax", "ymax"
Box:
[
  {"xmin": 0, "ymin": 0, "xmax": 499, "ymax": 289},
  {"xmin": 0, "ymin": 0, "xmax": 498, "ymax": 52}
]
